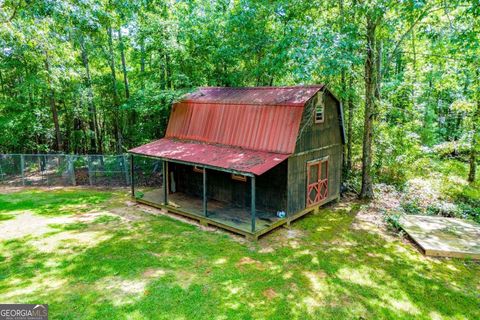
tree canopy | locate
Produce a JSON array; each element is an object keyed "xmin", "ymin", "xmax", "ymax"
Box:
[{"xmin": 0, "ymin": 0, "xmax": 479, "ymax": 192}]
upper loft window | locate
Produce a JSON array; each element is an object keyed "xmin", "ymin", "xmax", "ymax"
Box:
[{"xmin": 314, "ymin": 97, "xmax": 325, "ymax": 124}]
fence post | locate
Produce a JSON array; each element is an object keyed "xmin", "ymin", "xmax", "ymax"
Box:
[
  {"xmin": 68, "ymin": 155, "xmax": 76, "ymax": 186},
  {"xmin": 123, "ymin": 154, "xmax": 130, "ymax": 186},
  {"xmin": 87, "ymin": 156, "xmax": 93, "ymax": 186},
  {"xmin": 20, "ymin": 154, "xmax": 25, "ymax": 186},
  {"xmin": 45, "ymin": 155, "xmax": 49, "ymax": 186}
]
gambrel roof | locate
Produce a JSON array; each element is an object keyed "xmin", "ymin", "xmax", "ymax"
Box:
[{"xmin": 130, "ymin": 85, "xmax": 342, "ymax": 175}]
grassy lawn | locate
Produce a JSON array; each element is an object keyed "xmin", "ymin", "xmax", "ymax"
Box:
[{"xmin": 0, "ymin": 187, "xmax": 479, "ymax": 319}]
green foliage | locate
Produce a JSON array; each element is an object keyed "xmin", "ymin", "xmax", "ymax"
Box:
[
  {"xmin": 374, "ymin": 124, "xmax": 423, "ymax": 188},
  {"xmin": 432, "ymin": 141, "xmax": 471, "ymax": 161},
  {"xmin": 0, "ymin": 0, "xmax": 479, "ymax": 187},
  {"xmin": 383, "ymin": 211, "xmax": 403, "ymax": 232},
  {"xmin": 401, "ymin": 200, "xmax": 422, "ymax": 215}
]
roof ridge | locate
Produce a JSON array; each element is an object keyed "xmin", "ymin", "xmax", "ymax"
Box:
[{"xmin": 199, "ymin": 85, "xmax": 325, "ymax": 90}]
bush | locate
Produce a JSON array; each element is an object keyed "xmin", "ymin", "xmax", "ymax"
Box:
[
  {"xmin": 457, "ymin": 203, "xmax": 480, "ymax": 223},
  {"xmin": 384, "ymin": 211, "xmax": 403, "ymax": 232},
  {"xmin": 401, "ymin": 200, "xmax": 422, "ymax": 215},
  {"xmin": 432, "ymin": 141, "xmax": 470, "ymax": 161},
  {"xmin": 425, "ymin": 202, "xmax": 460, "ymax": 218}
]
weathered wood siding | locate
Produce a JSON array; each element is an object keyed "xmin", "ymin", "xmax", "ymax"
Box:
[
  {"xmin": 172, "ymin": 160, "xmax": 287, "ymax": 212},
  {"xmin": 287, "ymin": 90, "xmax": 343, "ymax": 214}
]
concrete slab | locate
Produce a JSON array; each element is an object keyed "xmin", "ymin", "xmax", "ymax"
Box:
[{"xmin": 399, "ymin": 215, "xmax": 480, "ymax": 259}]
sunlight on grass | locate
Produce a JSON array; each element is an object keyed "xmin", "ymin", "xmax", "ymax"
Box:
[
  {"xmin": 0, "ymin": 189, "xmax": 113, "ymax": 215},
  {"xmin": 0, "ymin": 188, "xmax": 478, "ymax": 319}
]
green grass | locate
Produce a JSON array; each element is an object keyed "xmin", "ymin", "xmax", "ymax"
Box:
[
  {"xmin": 0, "ymin": 189, "xmax": 112, "ymax": 215},
  {"xmin": 0, "ymin": 213, "xmax": 14, "ymax": 221},
  {"xmin": 0, "ymin": 188, "xmax": 479, "ymax": 319}
]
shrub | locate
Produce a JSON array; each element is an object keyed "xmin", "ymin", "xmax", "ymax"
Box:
[
  {"xmin": 384, "ymin": 211, "xmax": 403, "ymax": 232},
  {"xmin": 432, "ymin": 141, "xmax": 470, "ymax": 161},
  {"xmin": 401, "ymin": 200, "xmax": 422, "ymax": 215},
  {"xmin": 424, "ymin": 202, "xmax": 461, "ymax": 218}
]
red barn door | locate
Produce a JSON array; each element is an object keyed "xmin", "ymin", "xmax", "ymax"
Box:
[{"xmin": 306, "ymin": 158, "xmax": 328, "ymax": 207}]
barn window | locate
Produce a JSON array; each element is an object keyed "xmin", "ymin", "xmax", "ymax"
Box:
[
  {"xmin": 314, "ymin": 97, "xmax": 325, "ymax": 123},
  {"xmin": 193, "ymin": 166, "xmax": 205, "ymax": 173},
  {"xmin": 231, "ymin": 174, "xmax": 247, "ymax": 182}
]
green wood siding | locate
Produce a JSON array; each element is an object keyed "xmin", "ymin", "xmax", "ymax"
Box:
[
  {"xmin": 287, "ymin": 90, "xmax": 343, "ymax": 214},
  {"xmin": 172, "ymin": 161, "xmax": 288, "ymax": 212}
]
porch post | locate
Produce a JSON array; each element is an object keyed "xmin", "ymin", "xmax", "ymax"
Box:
[
  {"xmin": 203, "ymin": 167, "xmax": 207, "ymax": 217},
  {"xmin": 130, "ymin": 154, "xmax": 134, "ymax": 197},
  {"xmin": 163, "ymin": 160, "xmax": 168, "ymax": 205},
  {"xmin": 251, "ymin": 175, "xmax": 256, "ymax": 233}
]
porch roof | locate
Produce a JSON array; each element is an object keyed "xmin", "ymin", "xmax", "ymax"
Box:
[{"xmin": 129, "ymin": 138, "xmax": 290, "ymax": 176}]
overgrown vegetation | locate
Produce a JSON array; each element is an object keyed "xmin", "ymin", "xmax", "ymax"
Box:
[
  {"xmin": 0, "ymin": 1, "xmax": 478, "ymax": 196},
  {"xmin": 0, "ymin": 189, "xmax": 478, "ymax": 319}
]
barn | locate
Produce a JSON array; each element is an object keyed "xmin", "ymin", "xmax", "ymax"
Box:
[{"xmin": 129, "ymin": 85, "xmax": 345, "ymax": 240}]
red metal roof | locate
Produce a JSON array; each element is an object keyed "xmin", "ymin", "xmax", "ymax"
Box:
[
  {"xmin": 183, "ymin": 85, "xmax": 325, "ymax": 107},
  {"xmin": 130, "ymin": 85, "xmax": 327, "ymax": 174},
  {"xmin": 166, "ymin": 86, "xmax": 324, "ymax": 154},
  {"xmin": 129, "ymin": 138, "xmax": 289, "ymax": 175}
]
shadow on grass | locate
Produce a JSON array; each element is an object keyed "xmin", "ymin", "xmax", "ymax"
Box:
[{"xmin": 1, "ymin": 200, "xmax": 479, "ymax": 319}]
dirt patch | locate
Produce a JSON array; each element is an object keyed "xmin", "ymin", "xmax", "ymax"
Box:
[
  {"xmin": 0, "ymin": 212, "xmax": 72, "ymax": 241},
  {"xmin": 143, "ymin": 268, "xmax": 166, "ymax": 278},
  {"xmin": 95, "ymin": 276, "xmax": 148, "ymax": 306},
  {"xmin": 263, "ymin": 288, "xmax": 278, "ymax": 300},
  {"xmin": 236, "ymin": 257, "xmax": 263, "ymax": 268},
  {"xmin": 108, "ymin": 206, "xmax": 148, "ymax": 222},
  {"xmin": 175, "ymin": 271, "xmax": 197, "ymax": 289},
  {"xmin": 31, "ymin": 230, "xmax": 112, "ymax": 253},
  {"xmin": 351, "ymin": 185, "xmax": 400, "ymax": 239}
]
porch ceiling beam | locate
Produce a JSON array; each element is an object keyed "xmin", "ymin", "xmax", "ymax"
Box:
[{"xmin": 128, "ymin": 152, "xmax": 255, "ymax": 177}]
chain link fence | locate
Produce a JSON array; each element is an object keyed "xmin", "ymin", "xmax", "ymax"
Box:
[{"xmin": 0, "ymin": 154, "xmax": 133, "ymax": 187}]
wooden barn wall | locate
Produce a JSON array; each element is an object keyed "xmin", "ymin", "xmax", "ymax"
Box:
[
  {"xmin": 171, "ymin": 161, "xmax": 287, "ymax": 212},
  {"xmin": 294, "ymin": 91, "xmax": 342, "ymax": 153},
  {"xmin": 287, "ymin": 90, "xmax": 343, "ymax": 214}
]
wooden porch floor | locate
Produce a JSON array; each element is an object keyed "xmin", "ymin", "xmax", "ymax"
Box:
[{"xmin": 140, "ymin": 188, "xmax": 282, "ymax": 234}]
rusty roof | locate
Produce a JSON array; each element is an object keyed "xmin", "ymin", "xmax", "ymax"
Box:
[
  {"xmin": 130, "ymin": 85, "xmax": 328, "ymax": 174},
  {"xmin": 166, "ymin": 85, "xmax": 325, "ymax": 154},
  {"xmin": 183, "ymin": 85, "xmax": 325, "ymax": 107},
  {"xmin": 129, "ymin": 138, "xmax": 289, "ymax": 175}
]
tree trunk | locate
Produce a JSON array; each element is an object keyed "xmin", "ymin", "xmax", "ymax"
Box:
[
  {"xmin": 107, "ymin": 25, "xmax": 122, "ymax": 153},
  {"xmin": 341, "ymin": 69, "xmax": 347, "ymax": 175},
  {"xmin": 360, "ymin": 18, "xmax": 377, "ymax": 199},
  {"xmin": 468, "ymin": 68, "xmax": 479, "ymax": 183},
  {"xmin": 346, "ymin": 76, "xmax": 354, "ymax": 173},
  {"xmin": 79, "ymin": 34, "xmax": 100, "ymax": 154},
  {"xmin": 44, "ymin": 51, "xmax": 62, "ymax": 152},
  {"xmin": 118, "ymin": 29, "xmax": 130, "ymax": 99},
  {"xmin": 140, "ymin": 35, "xmax": 146, "ymax": 90}
]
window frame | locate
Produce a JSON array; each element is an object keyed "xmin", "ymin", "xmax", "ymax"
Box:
[{"xmin": 314, "ymin": 95, "xmax": 325, "ymax": 124}]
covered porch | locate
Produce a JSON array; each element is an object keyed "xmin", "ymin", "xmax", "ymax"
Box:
[
  {"xmin": 129, "ymin": 138, "xmax": 290, "ymax": 239},
  {"xmin": 139, "ymin": 187, "xmax": 284, "ymax": 236}
]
